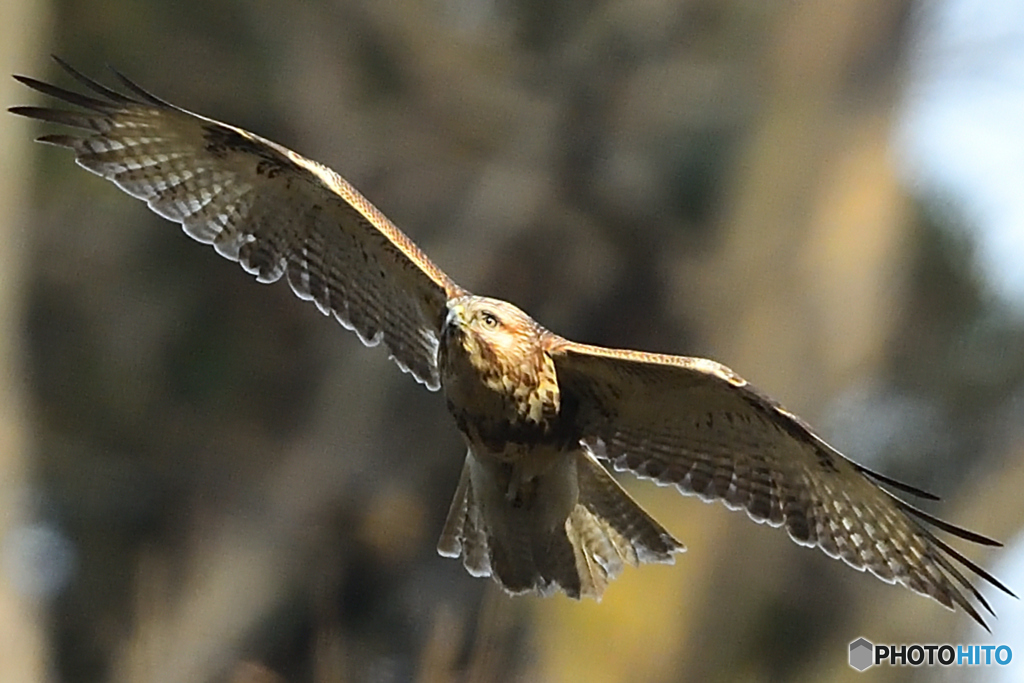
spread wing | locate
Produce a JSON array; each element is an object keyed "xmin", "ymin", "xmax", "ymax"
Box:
[
  {"xmin": 547, "ymin": 338, "xmax": 1015, "ymax": 629},
  {"xmin": 10, "ymin": 58, "xmax": 465, "ymax": 390}
]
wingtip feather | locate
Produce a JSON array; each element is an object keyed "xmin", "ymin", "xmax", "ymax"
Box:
[
  {"xmin": 11, "ymin": 72, "xmax": 114, "ymax": 112},
  {"xmin": 107, "ymin": 64, "xmax": 175, "ymax": 107},
  {"xmin": 856, "ymin": 463, "xmax": 942, "ymax": 501}
]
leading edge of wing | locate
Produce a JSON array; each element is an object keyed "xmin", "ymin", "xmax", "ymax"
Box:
[
  {"xmin": 11, "ymin": 57, "xmax": 468, "ymax": 389},
  {"xmin": 550, "ymin": 339, "xmax": 951, "ymax": 502},
  {"xmin": 12, "ymin": 56, "xmax": 464, "ymax": 298}
]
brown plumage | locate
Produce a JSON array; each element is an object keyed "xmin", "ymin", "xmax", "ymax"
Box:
[
  {"xmin": 436, "ymin": 298, "xmax": 681, "ymax": 598},
  {"xmin": 10, "ymin": 59, "xmax": 1015, "ymax": 628}
]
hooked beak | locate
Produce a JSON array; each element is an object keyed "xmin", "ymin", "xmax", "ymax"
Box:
[{"xmin": 444, "ymin": 302, "xmax": 466, "ymax": 335}]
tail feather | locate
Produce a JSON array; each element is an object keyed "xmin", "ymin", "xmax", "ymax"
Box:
[
  {"xmin": 534, "ymin": 529, "xmax": 582, "ymax": 596},
  {"xmin": 576, "ymin": 450, "xmax": 684, "ymax": 565},
  {"xmin": 437, "ymin": 449, "xmax": 684, "ymax": 598},
  {"xmin": 437, "ymin": 456, "xmax": 491, "ymax": 577},
  {"xmin": 569, "ymin": 450, "xmax": 684, "ymax": 597}
]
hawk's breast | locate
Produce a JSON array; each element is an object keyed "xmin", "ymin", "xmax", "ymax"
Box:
[{"xmin": 439, "ymin": 308, "xmax": 564, "ymax": 455}]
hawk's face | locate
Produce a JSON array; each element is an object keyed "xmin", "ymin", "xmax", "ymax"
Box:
[
  {"xmin": 444, "ymin": 297, "xmax": 538, "ymax": 360},
  {"xmin": 440, "ymin": 296, "xmax": 559, "ymax": 426}
]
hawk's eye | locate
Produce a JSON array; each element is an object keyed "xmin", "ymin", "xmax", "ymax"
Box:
[{"xmin": 480, "ymin": 311, "xmax": 500, "ymax": 328}]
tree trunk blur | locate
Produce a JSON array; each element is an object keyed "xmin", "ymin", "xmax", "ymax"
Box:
[
  {"xmin": 534, "ymin": 2, "xmax": 917, "ymax": 680},
  {"xmin": 0, "ymin": 0, "xmax": 50, "ymax": 680}
]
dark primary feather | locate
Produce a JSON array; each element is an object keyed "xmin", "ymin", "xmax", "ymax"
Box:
[
  {"xmin": 548, "ymin": 339, "xmax": 1015, "ymax": 630},
  {"xmin": 10, "ymin": 57, "xmax": 466, "ymax": 389}
]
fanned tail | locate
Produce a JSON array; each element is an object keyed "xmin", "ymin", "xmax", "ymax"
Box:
[{"xmin": 437, "ymin": 449, "xmax": 684, "ymax": 598}]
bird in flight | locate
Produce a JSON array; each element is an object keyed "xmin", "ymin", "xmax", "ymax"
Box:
[{"xmin": 11, "ymin": 58, "xmax": 1014, "ymax": 629}]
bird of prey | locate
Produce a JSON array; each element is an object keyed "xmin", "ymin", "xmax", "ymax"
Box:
[{"xmin": 11, "ymin": 59, "xmax": 1014, "ymax": 629}]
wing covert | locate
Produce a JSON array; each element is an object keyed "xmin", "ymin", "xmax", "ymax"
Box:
[{"xmin": 11, "ymin": 58, "xmax": 465, "ymax": 389}]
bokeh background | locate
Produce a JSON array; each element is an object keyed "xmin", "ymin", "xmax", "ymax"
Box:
[{"xmin": 2, "ymin": 1, "xmax": 1024, "ymax": 681}]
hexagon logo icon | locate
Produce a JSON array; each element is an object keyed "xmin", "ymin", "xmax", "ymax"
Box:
[{"xmin": 849, "ymin": 637, "xmax": 874, "ymax": 671}]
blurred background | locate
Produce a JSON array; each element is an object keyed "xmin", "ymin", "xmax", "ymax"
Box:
[{"xmin": 2, "ymin": 0, "xmax": 1023, "ymax": 681}]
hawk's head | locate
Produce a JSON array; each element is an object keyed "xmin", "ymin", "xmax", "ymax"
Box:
[
  {"xmin": 441, "ymin": 296, "xmax": 559, "ymax": 424},
  {"xmin": 444, "ymin": 297, "xmax": 541, "ymax": 359}
]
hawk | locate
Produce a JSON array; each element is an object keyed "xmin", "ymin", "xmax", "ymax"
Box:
[{"xmin": 11, "ymin": 59, "xmax": 1014, "ymax": 628}]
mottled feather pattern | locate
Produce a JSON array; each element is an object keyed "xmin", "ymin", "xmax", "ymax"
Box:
[
  {"xmin": 12, "ymin": 59, "xmax": 458, "ymax": 389},
  {"xmin": 550, "ymin": 340, "xmax": 1011, "ymax": 626}
]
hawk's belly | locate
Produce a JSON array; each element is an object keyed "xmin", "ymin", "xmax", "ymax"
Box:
[{"xmin": 466, "ymin": 440, "xmax": 580, "ymax": 536}]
